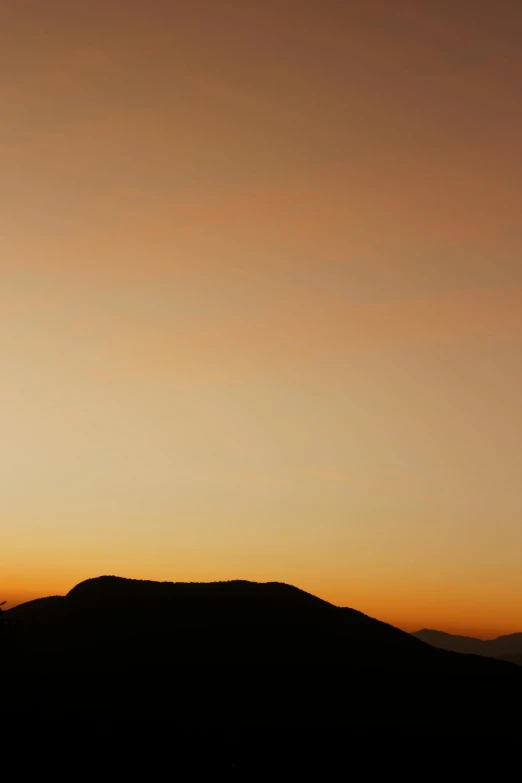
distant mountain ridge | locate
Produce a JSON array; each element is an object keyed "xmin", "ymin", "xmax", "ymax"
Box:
[
  {"xmin": 412, "ymin": 628, "xmax": 522, "ymax": 661},
  {"xmin": 500, "ymin": 653, "xmax": 522, "ymax": 666}
]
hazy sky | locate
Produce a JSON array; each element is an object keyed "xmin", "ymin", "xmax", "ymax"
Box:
[{"xmin": 2, "ymin": 0, "xmax": 521, "ymax": 637}]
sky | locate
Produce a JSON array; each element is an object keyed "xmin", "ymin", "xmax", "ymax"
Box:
[{"xmin": 1, "ymin": 0, "xmax": 521, "ymax": 638}]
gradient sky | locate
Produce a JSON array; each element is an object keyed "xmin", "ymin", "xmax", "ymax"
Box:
[{"xmin": 2, "ymin": 0, "xmax": 521, "ymax": 638}]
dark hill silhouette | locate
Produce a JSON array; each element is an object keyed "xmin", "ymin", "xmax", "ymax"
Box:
[
  {"xmin": 3, "ymin": 576, "xmax": 522, "ymax": 743},
  {"xmin": 6, "ymin": 576, "xmax": 514, "ymax": 673},
  {"xmin": 412, "ymin": 628, "xmax": 522, "ymax": 658}
]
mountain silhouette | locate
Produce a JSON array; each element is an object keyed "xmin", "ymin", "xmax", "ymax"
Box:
[
  {"xmin": 412, "ymin": 628, "xmax": 522, "ymax": 659},
  {"xmin": 3, "ymin": 576, "xmax": 522, "ymax": 744}
]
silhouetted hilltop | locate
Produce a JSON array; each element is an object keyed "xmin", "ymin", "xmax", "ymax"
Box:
[
  {"xmin": 6, "ymin": 576, "xmax": 519, "ymax": 675},
  {"xmin": 6, "ymin": 575, "xmax": 505, "ymax": 671},
  {"xmin": 3, "ymin": 576, "xmax": 522, "ymax": 736},
  {"xmin": 413, "ymin": 628, "xmax": 522, "ymax": 658},
  {"xmin": 64, "ymin": 575, "xmax": 338, "ymax": 618}
]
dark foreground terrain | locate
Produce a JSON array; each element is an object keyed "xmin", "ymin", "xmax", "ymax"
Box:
[{"xmin": 2, "ymin": 577, "xmax": 521, "ymax": 767}]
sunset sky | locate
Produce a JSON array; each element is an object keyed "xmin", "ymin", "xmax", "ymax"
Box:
[{"xmin": 2, "ymin": 0, "xmax": 521, "ymax": 638}]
